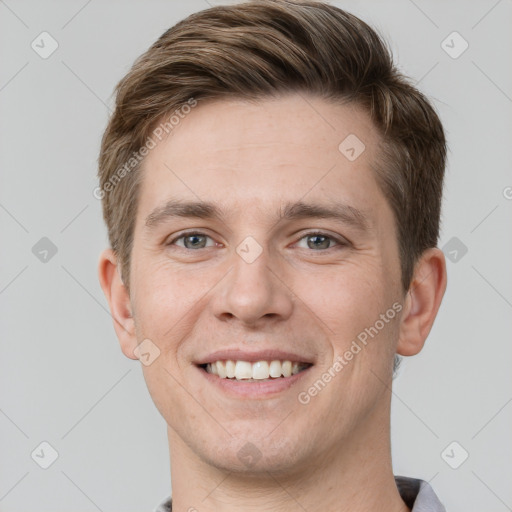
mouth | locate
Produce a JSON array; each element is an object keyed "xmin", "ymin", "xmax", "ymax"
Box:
[
  {"xmin": 194, "ymin": 350, "xmax": 315, "ymax": 398},
  {"xmin": 199, "ymin": 359, "xmax": 313, "ymax": 382}
]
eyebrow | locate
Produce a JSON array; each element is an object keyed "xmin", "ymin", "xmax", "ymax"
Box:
[{"xmin": 144, "ymin": 199, "xmax": 370, "ymax": 233}]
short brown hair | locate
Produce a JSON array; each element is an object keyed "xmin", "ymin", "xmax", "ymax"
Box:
[{"xmin": 98, "ymin": 0, "xmax": 446, "ymax": 296}]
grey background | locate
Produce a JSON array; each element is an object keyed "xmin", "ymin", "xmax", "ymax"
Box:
[{"xmin": 1, "ymin": 0, "xmax": 511, "ymax": 511}]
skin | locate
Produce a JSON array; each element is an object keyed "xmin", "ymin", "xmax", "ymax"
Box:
[{"xmin": 99, "ymin": 93, "xmax": 447, "ymax": 512}]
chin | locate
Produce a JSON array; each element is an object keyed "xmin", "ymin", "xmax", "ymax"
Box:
[{"xmin": 195, "ymin": 430, "xmax": 314, "ymax": 477}]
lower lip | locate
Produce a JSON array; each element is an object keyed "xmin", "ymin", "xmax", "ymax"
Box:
[{"xmin": 197, "ymin": 365, "xmax": 312, "ymax": 399}]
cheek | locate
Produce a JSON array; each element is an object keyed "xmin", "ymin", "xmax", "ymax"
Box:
[
  {"xmin": 298, "ymin": 260, "xmax": 386, "ymax": 328},
  {"xmin": 291, "ymin": 258, "xmax": 399, "ymax": 366},
  {"xmin": 131, "ymin": 258, "xmax": 219, "ymax": 359}
]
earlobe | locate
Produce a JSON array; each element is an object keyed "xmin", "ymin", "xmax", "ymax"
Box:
[
  {"xmin": 97, "ymin": 249, "xmax": 138, "ymax": 360},
  {"xmin": 396, "ymin": 248, "xmax": 447, "ymax": 357}
]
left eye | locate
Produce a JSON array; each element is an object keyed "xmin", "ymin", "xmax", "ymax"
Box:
[{"xmin": 296, "ymin": 232, "xmax": 342, "ymax": 250}]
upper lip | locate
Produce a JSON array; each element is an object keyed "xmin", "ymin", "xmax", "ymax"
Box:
[{"xmin": 194, "ymin": 349, "xmax": 315, "ymax": 365}]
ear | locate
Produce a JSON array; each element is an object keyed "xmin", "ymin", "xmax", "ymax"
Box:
[
  {"xmin": 97, "ymin": 248, "xmax": 138, "ymax": 360},
  {"xmin": 396, "ymin": 247, "xmax": 447, "ymax": 356}
]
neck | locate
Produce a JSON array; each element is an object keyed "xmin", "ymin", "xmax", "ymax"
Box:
[{"xmin": 166, "ymin": 395, "xmax": 409, "ymax": 512}]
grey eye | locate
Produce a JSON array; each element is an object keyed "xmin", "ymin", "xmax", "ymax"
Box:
[
  {"xmin": 183, "ymin": 234, "xmax": 207, "ymax": 249},
  {"xmin": 171, "ymin": 233, "xmax": 215, "ymax": 249},
  {"xmin": 306, "ymin": 234, "xmax": 332, "ymax": 250},
  {"xmin": 296, "ymin": 233, "xmax": 341, "ymax": 250}
]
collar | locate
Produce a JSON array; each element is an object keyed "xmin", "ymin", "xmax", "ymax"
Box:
[{"xmin": 154, "ymin": 475, "xmax": 446, "ymax": 511}]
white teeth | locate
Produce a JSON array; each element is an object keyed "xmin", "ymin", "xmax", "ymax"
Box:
[
  {"xmin": 204, "ymin": 359, "xmax": 310, "ymax": 380},
  {"xmin": 269, "ymin": 360, "xmax": 282, "ymax": 378},
  {"xmin": 225, "ymin": 360, "xmax": 236, "ymax": 378},
  {"xmin": 216, "ymin": 361, "xmax": 227, "ymax": 378},
  {"xmin": 282, "ymin": 360, "xmax": 292, "ymax": 377},
  {"xmin": 235, "ymin": 360, "xmax": 253, "ymax": 379},
  {"xmin": 252, "ymin": 361, "xmax": 269, "ymax": 380}
]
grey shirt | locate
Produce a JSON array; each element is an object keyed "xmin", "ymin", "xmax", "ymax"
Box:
[{"xmin": 153, "ymin": 475, "xmax": 446, "ymax": 511}]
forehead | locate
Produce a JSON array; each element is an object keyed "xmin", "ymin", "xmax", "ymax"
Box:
[{"xmin": 137, "ymin": 93, "xmax": 387, "ymax": 226}]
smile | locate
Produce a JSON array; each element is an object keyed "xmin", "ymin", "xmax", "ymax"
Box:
[{"xmin": 202, "ymin": 360, "xmax": 312, "ymax": 381}]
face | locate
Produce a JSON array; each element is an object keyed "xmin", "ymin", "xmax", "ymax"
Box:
[{"xmin": 127, "ymin": 93, "xmax": 406, "ymax": 474}]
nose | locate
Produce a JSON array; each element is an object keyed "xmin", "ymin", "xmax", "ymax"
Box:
[{"xmin": 212, "ymin": 245, "xmax": 294, "ymax": 327}]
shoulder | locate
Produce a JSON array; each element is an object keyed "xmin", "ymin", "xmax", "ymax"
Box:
[
  {"xmin": 395, "ymin": 475, "xmax": 447, "ymax": 511},
  {"xmin": 153, "ymin": 494, "xmax": 172, "ymax": 512}
]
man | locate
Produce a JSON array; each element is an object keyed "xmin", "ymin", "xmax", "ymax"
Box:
[{"xmin": 97, "ymin": 1, "xmax": 448, "ymax": 510}]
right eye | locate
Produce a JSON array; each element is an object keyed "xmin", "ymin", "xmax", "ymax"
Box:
[{"xmin": 167, "ymin": 232, "xmax": 217, "ymax": 250}]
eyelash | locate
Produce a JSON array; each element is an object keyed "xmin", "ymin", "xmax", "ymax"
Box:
[{"xmin": 166, "ymin": 231, "xmax": 348, "ymax": 251}]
